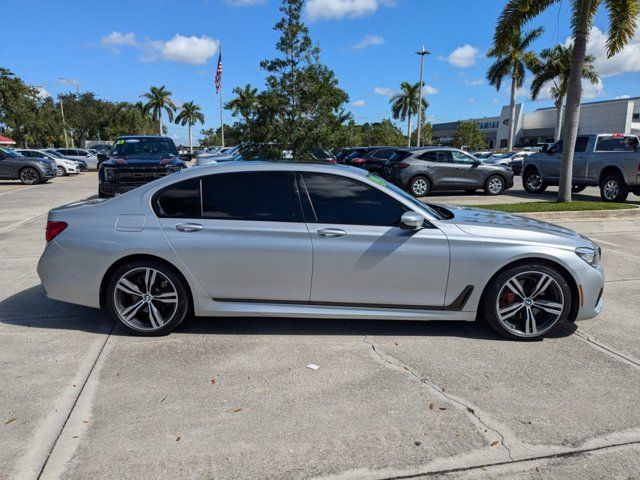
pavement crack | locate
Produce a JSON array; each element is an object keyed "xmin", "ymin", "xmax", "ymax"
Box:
[
  {"xmin": 345, "ymin": 322, "xmax": 514, "ymax": 462},
  {"xmin": 563, "ymin": 325, "xmax": 640, "ymax": 369}
]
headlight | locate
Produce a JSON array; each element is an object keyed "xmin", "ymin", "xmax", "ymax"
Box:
[
  {"xmin": 575, "ymin": 246, "xmax": 601, "ymax": 266},
  {"xmin": 103, "ymin": 167, "xmax": 116, "ymax": 182}
]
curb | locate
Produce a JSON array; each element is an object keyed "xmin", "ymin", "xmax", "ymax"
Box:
[{"xmin": 516, "ymin": 205, "xmax": 640, "ymax": 222}]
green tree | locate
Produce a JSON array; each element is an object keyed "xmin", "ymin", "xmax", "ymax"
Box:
[
  {"xmin": 225, "ymin": 84, "xmax": 259, "ymax": 122},
  {"xmin": 250, "ymin": 0, "xmax": 348, "ymax": 160},
  {"xmin": 175, "ymin": 101, "xmax": 205, "ymax": 155},
  {"xmin": 453, "ymin": 121, "xmax": 487, "ymax": 151},
  {"xmin": 495, "ymin": 0, "xmax": 639, "ymax": 202},
  {"xmin": 199, "ymin": 124, "xmax": 243, "ymax": 148},
  {"xmin": 412, "ymin": 121, "xmax": 433, "ymax": 146},
  {"xmin": 487, "ymin": 27, "xmax": 543, "ymax": 151},
  {"xmin": 140, "ymin": 85, "xmax": 176, "ymax": 135},
  {"xmin": 530, "ymin": 44, "xmax": 598, "ymax": 142},
  {"xmin": 389, "ymin": 82, "xmax": 428, "ymax": 147}
]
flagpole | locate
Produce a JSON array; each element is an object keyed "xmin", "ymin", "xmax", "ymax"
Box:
[{"xmin": 217, "ymin": 44, "xmax": 225, "ymax": 148}]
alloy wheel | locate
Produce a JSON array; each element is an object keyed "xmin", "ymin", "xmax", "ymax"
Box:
[
  {"xmin": 411, "ymin": 178, "xmax": 429, "ymax": 196},
  {"xmin": 20, "ymin": 168, "xmax": 39, "ymax": 185},
  {"xmin": 496, "ymin": 271, "xmax": 565, "ymax": 337},
  {"xmin": 602, "ymin": 179, "xmax": 619, "ymax": 201},
  {"xmin": 487, "ymin": 177, "xmax": 504, "ymax": 194},
  {"xmin": 56, "ymin": 166, "xmax": 65, "ymax": 176},
  {"xmin": 113, "ymin": 267, "xmax": 179, "ymax": 332},
  {"xmin": 525, "ymin": 173, "xmax": 543, "ymax": 192}
]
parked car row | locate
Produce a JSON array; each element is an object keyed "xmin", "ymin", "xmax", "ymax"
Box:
[{"xmin": 0, "ymin": 146, "xmax": 96, "ymax": 185}]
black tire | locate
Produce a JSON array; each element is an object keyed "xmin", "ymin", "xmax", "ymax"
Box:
[
  {"xmin": 19, "ymin": 167, "xmax": 41, "ymax": 185},
  {"xmin": 600, "ymin": 174, "xmax": 629, "ymax": 202},
  {"xmin": 409, "ymin": 175, "xmax": 431, "ymax": 197},
  {"xmin": 106, "ymin": 260, "xmax": 190, "ymax": 336},
  {"xmin": 523, "ymin": 169, "xmax": 547, "ymax": 194},
  {"xmin": 571, "ymin": 185, "xmax": 586, "ymax": 193},
  {"xmin": 56, "ymin": 166, "xmax": 67, "ymax": 177},
  {"xmin": 484, "ymin": 175, "xmax": 505, "ymax": 195},
  {"xmin": 480, "ymin": 263, "xmax": 572, "ymax": 341}
]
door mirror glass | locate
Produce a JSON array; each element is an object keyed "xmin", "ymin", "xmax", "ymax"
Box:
[{"xmin": 400, "ymin": 211, "xmax": 425, "ymax": 230}]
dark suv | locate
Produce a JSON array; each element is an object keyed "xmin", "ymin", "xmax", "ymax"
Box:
[
  {"xmin": 0, "ymin": 146, "xmax": 56, "ymax": 184},
  {"xmin": 343, "ymin": 146, "xmax": 398, "ymax": 174},
  {"xmin": 384, "ymin": 147, "xmax": 514, "ymax": 197},
  {"xmin": 98, "ymin": 136, "xmax": 186, "ymax": 198}
]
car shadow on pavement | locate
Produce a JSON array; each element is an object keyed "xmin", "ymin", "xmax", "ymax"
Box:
[{"xmin": 0, "ymin": 285, "xmax": 575, "ymax": 341}]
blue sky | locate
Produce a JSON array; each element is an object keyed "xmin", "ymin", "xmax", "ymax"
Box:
[{"xmin": 3, "ymin": 0, "xmax": 639, "ymax": 145}]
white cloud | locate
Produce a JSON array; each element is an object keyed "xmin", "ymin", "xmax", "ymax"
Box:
[
  {"xmin": 306, "ymin": 0, "xmax": 394, "ymax": 20},
  {"xmin": 468, "ymin": 98, "xmax": 477, "ymax": 103},
  {"xmin": 225, "ymin": 0, "xmax": 265, "ymax": 5},
  {"xmin": 517, "ymin": 78, "xmax": 604, "ymax": 101},
  {"xmin": 447, "ymin": 44, "xmax": 479, "ymax": 68},
  {"xmin": 465, "ymin": 78, "xmax": 484, "ymax": 86},
  {"xmin": 101, "ymin": 31, "xmax": 218, "ymax": 65},
  {"xmin": 573, "ymin": 26, "xmax": 640, "ymax": 77},
  {"xmin": 582, "ymin": 78, "xmax": 604, "ymax": 99},
  {"xmin": 57, "ymin": 78, "xmax": 80, "ymax": 87},
  {"xmin": 353, "ymin": 34, "xmax": 384, "ymax": 50},
  {"xmin": 615, "ymin": 94, "xmax": 631, "ymax": 99},
  {"xmin": 373, "ymin": 86, "xmax": 393, "ymax": 96},
  {"xmin": 422, "ymin": 85, "xmax": 439, "ymax": 95},
  {"xmin": 352, "ymin": 99, "xmax": 366, "ymax": 107},
  {"xmin": 160, "ymin": 35, "xmax": 218, "ymax": 65},
  {"xmin": 101, "ymin": 31, "xmax": 137, "ymax": 53}
]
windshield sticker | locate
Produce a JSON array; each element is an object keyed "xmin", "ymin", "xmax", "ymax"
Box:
[{"xmin": 367, "ymin": 174, "xmax": 387, "ymax": 187}]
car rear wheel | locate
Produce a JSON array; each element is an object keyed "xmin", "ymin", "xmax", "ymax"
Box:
[
  {"xmin": 481, "ymin": 264, "xmax": 571, "ymax": 341},
  {"xmin": 600, "ymin": 174, "xmax": 629, "ymax": 202},
  {"xmin": 107, "ymin": 261, "xmax": 189, "ymax": 336},
  {"xmin": 19, "ymin": 167, "xmax": 41, "ymax": 185},
  {"xmin": 484, "ymin": 175, "xmax": 505, "ymax": 195},
  {"xmin": 409, "ymin": 176, "xmax": 431, "ymax": 197},
  {"xmin": 523, "ymin": 170, "xmax": 547, "ymax": 193}
]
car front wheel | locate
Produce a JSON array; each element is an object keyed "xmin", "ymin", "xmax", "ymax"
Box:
[
  {"xmin": 481, "ymin": 264, "xmax": 571, "ymax": 341},
  {"xmin": 107, "ymin": 261, "xmax": 189, "ymax": 336},
  {"xmin": 19, "ymin": 167, "xmax": 41, "ymax": 185},
  {"xmin": 409, "ymin": 176, "xmax": 431, "ymax": 197},
  {"xmin": 56, "ymin": 166, "xmax": 66, "ymax": 176},
  {"xmin": 600, "ymin": 174, "xmax": 629, "ymax": 202},
  {"xmin": 484, "ymin": 175, "xmax": 505, "ymax": 195},
  {"xmin": 523, "ymin": 170, "xmax": 547, "ymax": 194}
]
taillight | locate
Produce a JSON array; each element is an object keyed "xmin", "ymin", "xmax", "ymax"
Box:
[
  {"xmin": 46, "ymin": 221, "xmax": 68, "ymax": 242},
  {"xmin": 350, "ymin": 157, "xmax": 366, "ymax": 164},
  {"xmin": 326, "ymin": 158, "xmax": 337, "ymax": 164},
  {"xmin": 392, "ymin": 162, "xmax": 410, "ymax": 169}
]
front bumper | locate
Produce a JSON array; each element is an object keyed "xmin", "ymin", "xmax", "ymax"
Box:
[
  {"xmin": 98, "ymin": 182, "xmax": 143, "ymax": 197},
  {"xmin": 573, "ymin": 263, "xmax": 605, "ymax": 321}
]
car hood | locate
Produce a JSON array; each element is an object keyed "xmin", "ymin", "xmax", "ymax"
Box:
[
  {"xmin": 441, "ymin": 205, "xmax": 595, "ymax": 248},
  {"xmin": 102, "ymin": 156, "xmax": 185, "ymax": 167}
]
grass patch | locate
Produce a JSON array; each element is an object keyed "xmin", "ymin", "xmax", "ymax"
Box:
[{"xmin": 466, "ymin": 201, "xmax": 636, "ymax": 213}]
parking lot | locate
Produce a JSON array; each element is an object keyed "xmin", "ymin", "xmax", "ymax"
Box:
[{"xmin": 1, "ymin": 172, "xmax": 639, "ymax": 479}]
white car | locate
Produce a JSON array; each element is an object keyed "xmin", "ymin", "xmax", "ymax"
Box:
[
  {"xmin": 54, "ymin": 148, "xmax": 99, "ymax": 169},
  {"xmin": 15, "ymin": 149, "xmax": 79, "ymax": 176}
]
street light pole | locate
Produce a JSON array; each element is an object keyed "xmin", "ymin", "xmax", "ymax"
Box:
[
  {"xmin": 59, "ymin": 98, "xmax": 69, "ymax": 148},
  {"xmin": 415, "ymin": 46, "xmax": 431, "ymax": 148}
]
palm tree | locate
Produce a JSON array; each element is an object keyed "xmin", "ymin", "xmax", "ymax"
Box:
[
  {"xmin": 530, "ymin": 45, "xmax": 599, "ymax": 142},
  {"xmin": 175, "ymin": 101, "xmax": 205, "ymax": 155},
  {"xmin": 487, "ymin": 27, "xmax": 543, "ymax": 152},
  {"xmin": 140, "ymin": 86, "xmax": 176, "ymax": 135},
  {"xmin": 494, "ymin": 0, "xmax": 639, "ymax": 202},
  {"xmin": 389, "ymin": 82, "xmax": 429, "ymax": 147},
  {"xmin": 225, "ymin": 84, "xmax": 258, "ymax": 122}
]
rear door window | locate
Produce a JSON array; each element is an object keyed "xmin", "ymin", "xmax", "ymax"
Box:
[
  {"xmin": 418, "ymin": 151, "xmax": 454, "ymax": 163},
  {"xmin": 201, "ymin": 171, "xmax": 302, "ymax": 222}
]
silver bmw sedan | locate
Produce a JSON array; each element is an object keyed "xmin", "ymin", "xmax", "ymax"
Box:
[{"xmin": 37, "ymin": 162, "xmax": 604, "ymax": 340}]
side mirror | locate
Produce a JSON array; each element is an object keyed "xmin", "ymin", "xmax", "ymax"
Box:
[
  {"xmin": 97, "ymin": 153, "xmax": 108, "ymax": 161},
  {"xmin": 400, "ymin": 211, "xmax": 425, "ymax": 231},
  {"xmin": 541, "ymin": 145, "xmax": 548, "ymax": 153},
  {"xmin": 473, "ymin": 159, "xmax": 481, "ymax": 166}
]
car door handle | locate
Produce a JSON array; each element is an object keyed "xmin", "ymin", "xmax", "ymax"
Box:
[
  {"xmin": 175, "ymin": 223, "xmax": 204, "ymax": 232},
  {"xmin": 317, "ymin": 228, "xmax": 346, "ymax": 238}
]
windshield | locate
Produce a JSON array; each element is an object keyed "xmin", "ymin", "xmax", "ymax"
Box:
[
  {"xmin": 366, "ymin": 173, "xmax": 446, "ymax": 220},
  {"xmin": 45, "ymin": 150, "xmax": 64, "ymax": 158},
  {"xmin": 0, "ymin": 147, "xmax": 21, "ymax": 158},
  {"xmin": 111, "ymin": 138, "xmax": 178, "ymax": 157}
]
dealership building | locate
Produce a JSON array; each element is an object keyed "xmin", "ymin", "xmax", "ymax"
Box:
[{"xmin": 432, "ymin": 96, "xmax": 640, "ymax": 149}]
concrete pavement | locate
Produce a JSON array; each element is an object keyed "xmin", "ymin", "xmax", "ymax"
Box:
[{"xmin": 0, "ymin": 173, "xmax": 638, "ymax": 480}]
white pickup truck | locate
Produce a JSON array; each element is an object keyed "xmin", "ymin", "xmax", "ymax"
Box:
[{"xmin": 521, "ymin": 133, "xmax": 640, "ymax": 202}]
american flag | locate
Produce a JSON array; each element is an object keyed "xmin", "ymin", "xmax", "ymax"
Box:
[{"xmin": 215, "ymin": 51, "xmax": 223, "ymax": 94}]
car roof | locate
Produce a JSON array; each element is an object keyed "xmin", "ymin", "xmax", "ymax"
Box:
[{"xmin": 116, "ymin": 135, "xmax": 173, "ymax": 140}]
